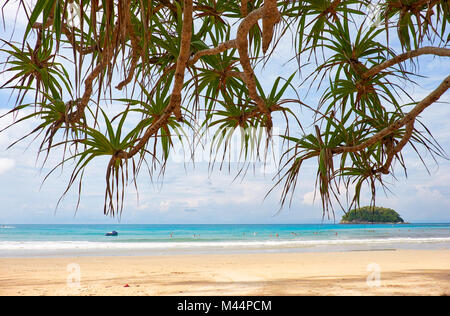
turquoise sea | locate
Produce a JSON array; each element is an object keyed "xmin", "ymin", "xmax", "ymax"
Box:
[{"xmin": 0, "ymin": 223, "xmax": 449, "ymax": 257}]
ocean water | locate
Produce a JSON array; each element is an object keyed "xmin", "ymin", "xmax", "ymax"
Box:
[{"xmin": 0, "ymin": 223, "xmax": 449, "ymax": 257}]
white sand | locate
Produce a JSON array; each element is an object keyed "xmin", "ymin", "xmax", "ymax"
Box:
[{"xmin": 0, "ymin": 249, "xmax": 449, "ymax": 296}]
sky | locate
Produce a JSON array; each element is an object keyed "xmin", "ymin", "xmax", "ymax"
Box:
[{"xmin": 0, "ymin": 1, "xmax": 449, "ymax": 224}]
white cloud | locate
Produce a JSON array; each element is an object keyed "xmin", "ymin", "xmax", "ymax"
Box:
[
  {"xmin": 0, "ymin": 157, "xmax": 15, "ymax": 174},
  {"xmin": 159, "ymin": 200, "xmax": 171, "ymax": 212},
  {"xmin": 1, "ymin": 0, "xmax": 35, "ymax": 28},
  {"xmin": 302, "ymin": 190, "xmax": 316, "ymax": 205}
]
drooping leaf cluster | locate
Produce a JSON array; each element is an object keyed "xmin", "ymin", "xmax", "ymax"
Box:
[{"xmin": 0, "ymin": 0, "xmax": 449, "ymax": 218}]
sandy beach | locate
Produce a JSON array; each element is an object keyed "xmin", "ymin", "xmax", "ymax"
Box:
[{"xmin": 0, "ymin": 249, "xmax": 449, "ymax": 296}]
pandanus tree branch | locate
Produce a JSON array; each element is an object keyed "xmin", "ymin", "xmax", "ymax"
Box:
[
  {"xmin": 172, "ymin": 0, "xmax": 193, "ymax": 121},
  {"xmin": 189, "ymin": 0, "xmax": 282, "ymax": 129},
  {"xmin": 327, "ymin": 49, "xmax": 450, "ymax": 168},
  {"xmin": 116, "ymin": 13, "xmax": 142, "ymax": 90},
  {"xmin": 189, "ymin": 40, "xmax": 237, "ymax": 65},
  {"xmin": 118, "ymin": 0, "xmax": 194, "ymax": 159},
  {"xmin": 362, "ymin": 47, "xmax": 450, "ymax": 80},
  {"xmin": 121, "ymin": 0, "xmax": 282, "ymax": 158},
  {"xmin": 30, "ymin": 8, "xmax": 120, "ymax": 126},
  {"xmin": 241, "ymin": 0, "xmax": 249, "ymax": 17},
  {"xmin": 67, "ymin": 39, "xmax": 117, "ymax": 124},
  {"xmin": 236, "ymin": 0, "xmax": 281, "ymax": 130},
  {"xmin": 32, "ymin": 21, "xmax": 99, "ymax": 55},
  {"xmin": 374, "ymin": 120, "xmax": 415, "ymax": 175},
  {"xmin": 332, "ymin": 75, "xmax": 450, "ymax": 155}
]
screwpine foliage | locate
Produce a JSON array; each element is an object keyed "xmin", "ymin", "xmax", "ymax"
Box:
[{"xmin": 0, "ymin": 0, "xmax": 449, "ymax": 218}]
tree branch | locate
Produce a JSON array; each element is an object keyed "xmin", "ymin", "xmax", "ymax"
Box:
[
  {"xmin": 123, "ymin": 0, "xmax": 193, "ymax": 158},
  {"xmin": 374, "ymin": 120, "xmax": 414, "ymax": 174},
  {"xmin": 262, "ymin": 0, "xmax": 281, "ymax": 54},
  {"xmin": 32, "ymin": 21, "xmax": 98, "ymax": 55},
  {"xmin": 236, "ymin": 1, "xmax": 281, "ymax": 130},
  {"xmin": 362, "ymin": 46, "xmax": 450, "ymax": 79},
  {"xmin": 241, "ymin": 0, "xmax": 248, "ymax": 17},
  {"xmin": 67, "ymin": 26, "xmax": 119, "ymax": 124},
  {"xmin": 188, "ymin": 40, "xmax": 237, "ymax": 65},
  {"xmin": 116, "ymin": 11, "xmax": 142, "ymax": 90},
  {"xmin": 332, "ymin": 75, "xmax": 450, "ymax": 154}
]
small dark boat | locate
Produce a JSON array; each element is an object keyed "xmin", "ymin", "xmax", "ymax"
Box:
[{"xmin": 105, "ymin": 230, "xmax": 118, "ymax": 236}]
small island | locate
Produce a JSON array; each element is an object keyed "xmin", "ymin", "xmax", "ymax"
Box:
[{"xmin": 340, "ymin": 206, "xmax": 405, "ymax": 224}]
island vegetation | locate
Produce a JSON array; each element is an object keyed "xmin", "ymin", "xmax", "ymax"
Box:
[{"xmin": 340, "ymin": 206, "xmax": 405, "ymax": 224}]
